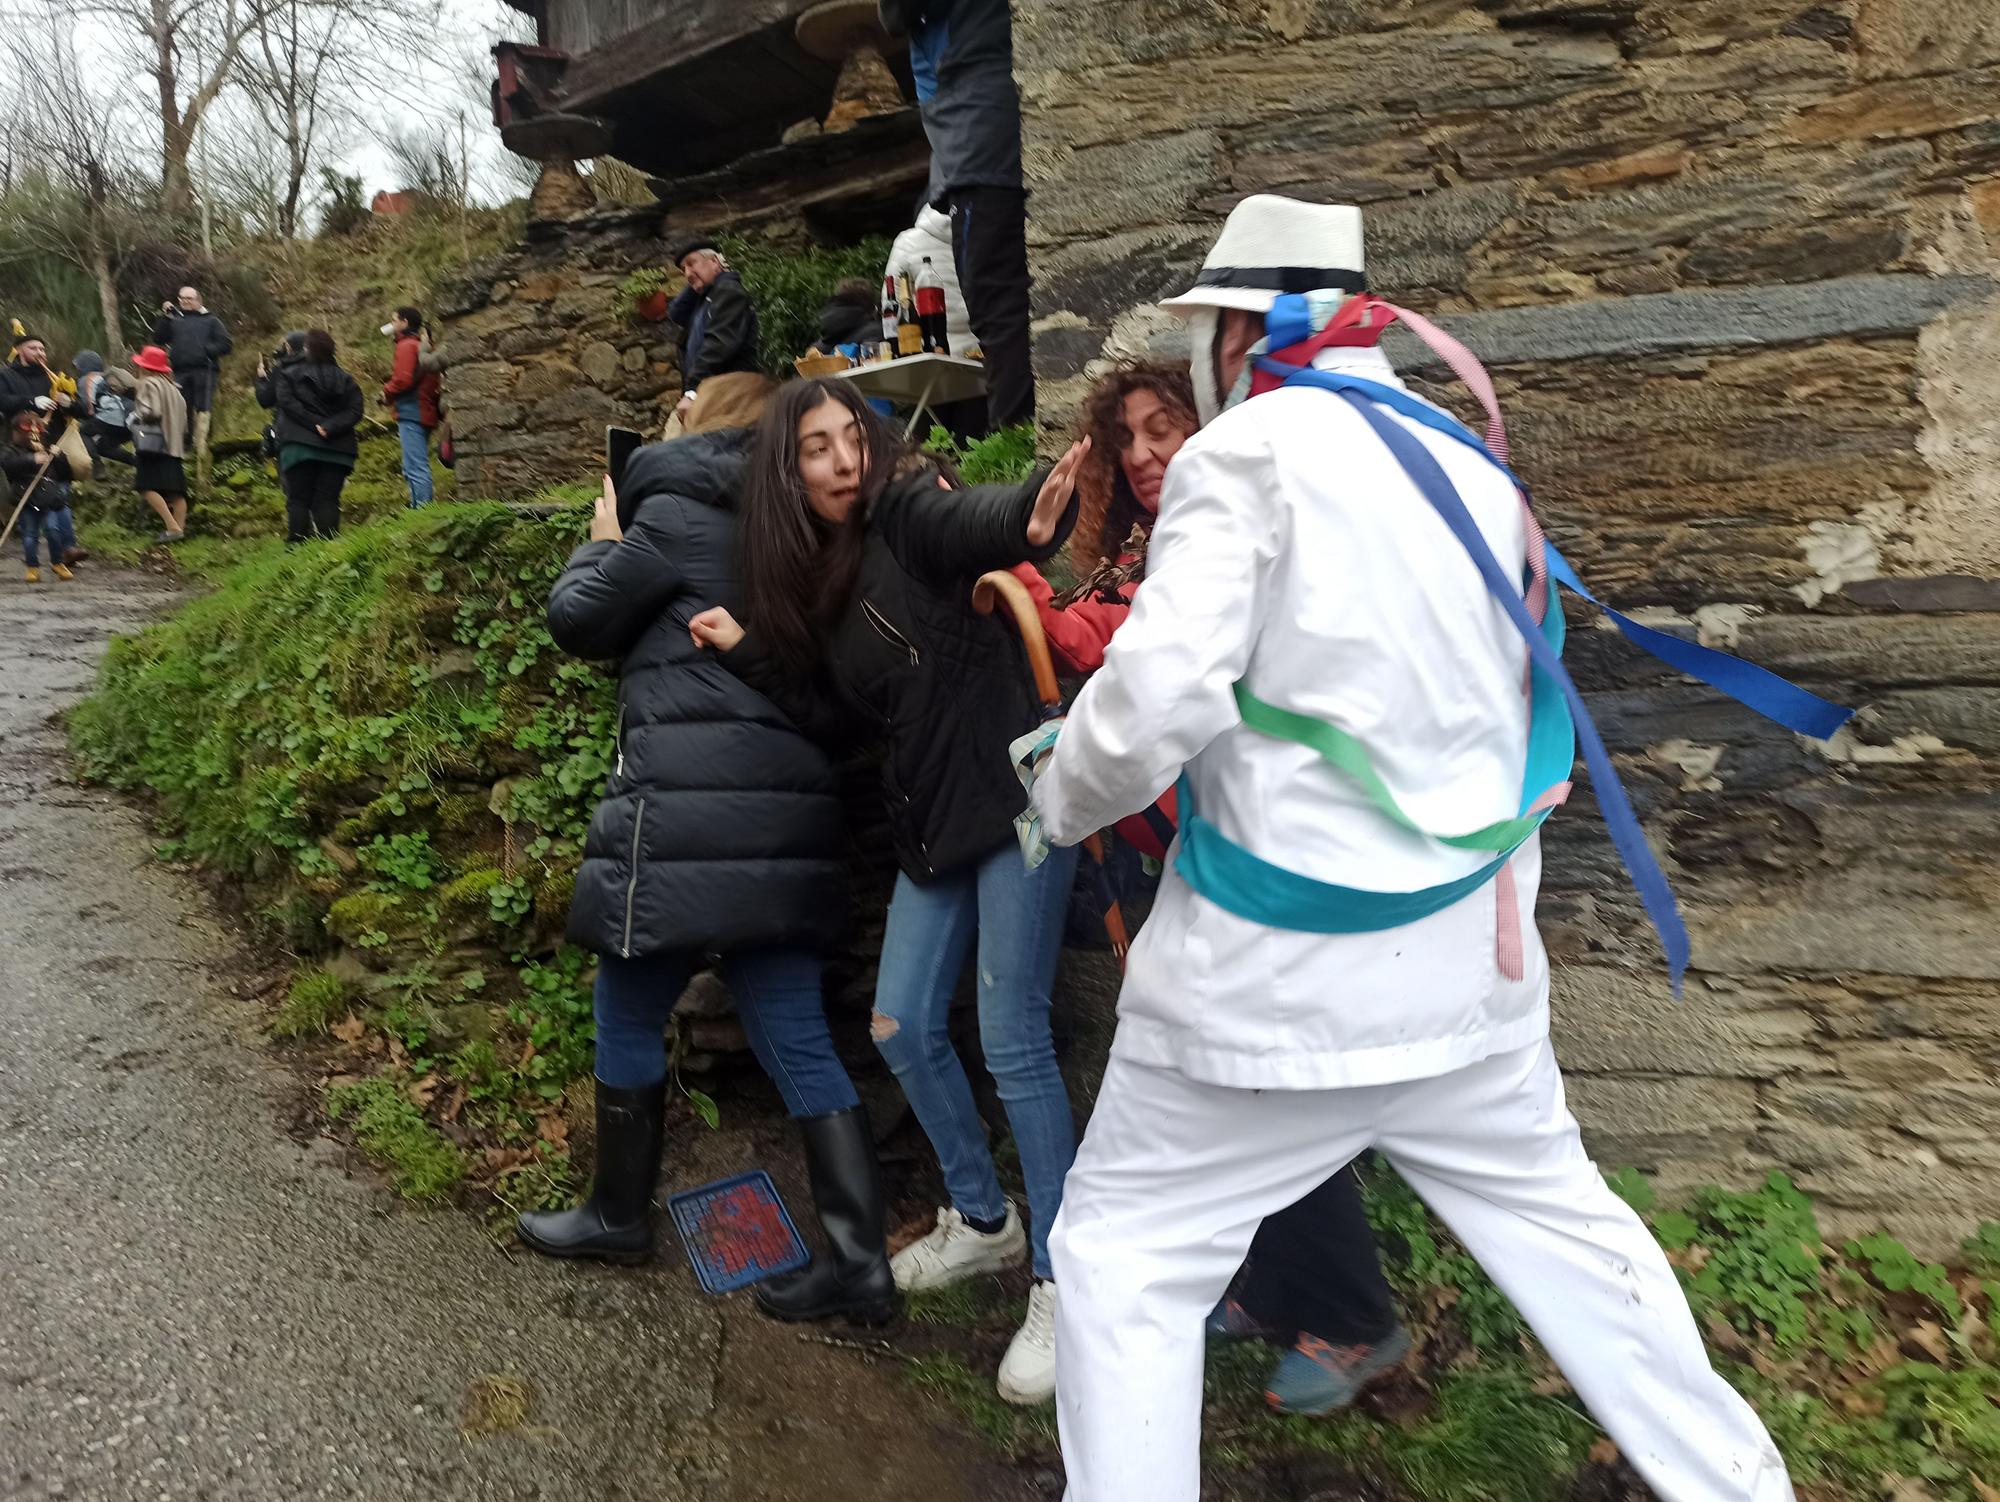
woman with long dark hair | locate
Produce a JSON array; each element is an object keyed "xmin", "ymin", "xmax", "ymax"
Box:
[
  {"xmin": 689, "ymin": 378, "xmax": 1087, "ymax": 1404},
  {"xmin": 523, "ymin": 378, "xmax": 902, "ymax": 1328}
]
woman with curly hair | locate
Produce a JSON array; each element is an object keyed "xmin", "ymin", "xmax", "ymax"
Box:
[{"xmin": 1012, "ymin": 360, "xmax": 1414, "ymax": 1418}]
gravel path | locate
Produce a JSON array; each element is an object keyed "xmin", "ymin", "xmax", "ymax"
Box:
[{"xmin": 0, "ymin": 566, "xmax": 1039, "ymax": 1502}]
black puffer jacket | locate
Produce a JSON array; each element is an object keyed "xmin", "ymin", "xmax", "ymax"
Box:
[
  {"xmin": 256, "ymin": 357, "xmax": 365, "ymax": 457},
  {"xmin": 549, "ymin": 429, "xmax": 847, "ymax": 958},
  {"xmin": 733, "ymin": 464, "xmax": 1073, "ymax": 883}
]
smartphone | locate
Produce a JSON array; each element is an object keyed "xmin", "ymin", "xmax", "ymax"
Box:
[{"xmin": 606, "ymin": 425, "xmax": 645, "ymax": 498}]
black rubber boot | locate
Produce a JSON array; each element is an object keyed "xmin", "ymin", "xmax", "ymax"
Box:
[
  {"xmin": 755, "ymin": 1105, "xmax": 901, "ymax": 1325},
  {"xmin": 516, "ymin": 1079, "xmax": 664, "ymax": 1263}
]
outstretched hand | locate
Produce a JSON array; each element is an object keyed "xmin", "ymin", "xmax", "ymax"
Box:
[
  {"xmin": 1027, "ymin": 437, "xmax": 1091, "ymax": 547},
  {"xmin": 689, "ymin": 605, "xmax": 744, "ymax": 653}
]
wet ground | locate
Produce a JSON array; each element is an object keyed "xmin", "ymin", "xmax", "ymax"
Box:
[{"xmin": 0, "ymin": 567, "xmax": 1041, "ymax": 1502}]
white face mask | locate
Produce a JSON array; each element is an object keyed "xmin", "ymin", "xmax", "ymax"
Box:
[{"xmin": 1188, "ymin": 308, "xmax": 1223, "ymax": 427}]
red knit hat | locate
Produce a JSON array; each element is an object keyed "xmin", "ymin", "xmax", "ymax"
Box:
[{"xmin": 132, "ymin": 345, "xmax": 172, "ymax": 374}]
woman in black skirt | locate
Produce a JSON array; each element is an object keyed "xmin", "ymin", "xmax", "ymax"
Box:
[{"xmin": 130, "ymin": 345, "xmax": 189, "ymax": 542}]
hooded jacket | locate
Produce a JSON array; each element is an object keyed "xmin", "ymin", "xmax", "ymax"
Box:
[
  {"xmin": 547, "ymin": 428, "xmax": 847, "ymax": 958},
  {"xmin": 258, "ymin": 354, "xmax": 365, "ymax": 459},
  {"xmin": 885, "ymin": 206, "xmax": 973, "ymax": 356},
  {"xmin": 815, "ymin": 286, "xmax": 882, "ymax": 353}
]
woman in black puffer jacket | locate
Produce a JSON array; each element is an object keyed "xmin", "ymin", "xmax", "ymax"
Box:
[
  {"xmin": 521, "ymin": 382, "xmax": 898, "ymax": 1326},
  {"xmin": 255, "ymin": 329, "xmax": 363, "ymax": 544}
]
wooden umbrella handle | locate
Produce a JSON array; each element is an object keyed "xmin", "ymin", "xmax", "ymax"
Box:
[
  {"xmin": 973, "ymin": 569, "xmax": 1062, "ymax": 708},
  {"xmin": 972, "ymin": 569, "xmax": 1131, "ymax": 967}
]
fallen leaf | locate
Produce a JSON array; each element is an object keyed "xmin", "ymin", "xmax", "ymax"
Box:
[
  {"xmin": 1881, "ymin": 1473, "xmax": 1938, "ymax": 1502},
  {"xmin": 1667, "ymin": 1243, "xmax": 1713, "ymax": 1274},
  {"xmin": 1704, "ymin": 1313, "xmax": 1755, "ymax": 1361},
  {"xmin": 1532, "ymin": 1372, "xmax": 1573, "ymax": 1398},
  {"xmin": 517, "ymin": 1040, "xmax": 536, "ymax": 1068},
  {"xmin": 1968, "ymin": 1477, "xmax": 1998, "ymax": 1502},
  {"xmin": 536, "ymin": 1114, "xmax": 569, "ymax": 1150},
  {"xmin": 1589, "ymin": 1439, "xmax": 1620, "ymax": 1466},
  {"xmin": 330, "ymin": 1014, "xmax": 365, "ymax": 1044},
  {"xmin": 1899, "ymin": 1321, "xmax": 1950, "ymax": 1365},
  {"xmin": 1838, "ymin": 1387, "xmax": 1887, "ymax": 1419},
  {"xmin": 408, "ymin": 1073, "xmax": 439, "ymax": 1108},
  {"xmin": 386, "ymin": 1035, "xmax": 409, "ymax": 1070},
  {"xmin": 440, "ymin": 1084, "xmax": 467, "ymax": 1124}
]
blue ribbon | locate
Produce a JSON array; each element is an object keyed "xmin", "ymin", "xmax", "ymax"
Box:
[
  {"xmin": 1260, "ymin": 360, "xmax": 1856, "ymax": 743},
  {"xmin": 1253, "ymin": 362, "xmax": 1689, "ymax": 995}
]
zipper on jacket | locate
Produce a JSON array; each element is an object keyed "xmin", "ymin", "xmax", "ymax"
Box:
[
  {"xmin": 614, "ymin": 704, "xmax": 626, "ymax": 778},
  {"xmin": 620, "ymin": 799, "xmax": 647, "ymax": 958},
  {"xmin": 861, "ymin": 598, "xmax": 921, "ymax": 666}
]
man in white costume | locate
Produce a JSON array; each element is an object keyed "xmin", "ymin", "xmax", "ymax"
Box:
[{"xmin": 1030, "ymin": 195, "xmax": 1793, "ymax": 1502}]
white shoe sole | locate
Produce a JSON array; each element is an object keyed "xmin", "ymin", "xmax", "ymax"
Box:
[
  {"xmin": 891, "ymin": 1224, "xmax": 1027, "ymax": 1292},
  {"xmin": 995, "ymin": 1369, "xmax": 1055, "ymax": 1407}
]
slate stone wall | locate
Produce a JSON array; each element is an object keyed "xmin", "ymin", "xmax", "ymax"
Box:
[{"xmin": 1016, "ymin": 0, "xmax": 2000, "ymax": 1250}]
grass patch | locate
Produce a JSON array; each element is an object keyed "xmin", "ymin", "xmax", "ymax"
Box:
[
  {"xmin": 326, "ymin": 1076, "xmax": 464, "ymax": 1202},
  {"xmin": 904, "ymin": 1352, "xmax": 1059, "ymax": 1459},
  {"xmin": 905, "ymin": 1281, "xmax": 989, "ymax": 1328},
  {"xmin": 269, "ymin": 968, "xmax": 351, "ymax": 1037}
]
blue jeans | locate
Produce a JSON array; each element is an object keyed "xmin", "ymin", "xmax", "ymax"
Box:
[
  {"xmin": 395, "ymin": 397, "xmax": 432, "ymax": 507},
  {"xmin": 873, "ymin": 840, "xmax": 1080, "ymax": 1279},
  {"xmin": 20, "ymin": 506, "xmax": 75, "ymax": 566},
  {"xmin": 592, "ymin": 948, "xmax": 859, "ymax": 1119}
]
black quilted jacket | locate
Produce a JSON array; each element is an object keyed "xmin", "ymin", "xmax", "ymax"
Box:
[
  {"xmin": 548, "ymin": 429, "xmax": 846, "ymax": 958},
  {"xmin": 731, "ymin": 463, "xmax": 1074, "ymax": 883}
]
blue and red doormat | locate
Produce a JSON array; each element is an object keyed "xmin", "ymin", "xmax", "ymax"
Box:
[{"xmin": 668, "ymin": 1170, "xmax": 810, "ymax": 1295}]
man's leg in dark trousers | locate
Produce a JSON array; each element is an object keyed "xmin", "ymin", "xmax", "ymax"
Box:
[
  {"xmin": 281, "ymin": 466, "xmax": 312, "ymax": 545},
  {"xmin": 1239, "ymin": 1163, "xmax": 1399, "ymax": 1343},
  {"xmin": 950, "ymin": 186, "xmax": 1034, "ymax": 431}
]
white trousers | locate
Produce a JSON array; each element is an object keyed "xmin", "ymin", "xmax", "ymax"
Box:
[{"xmin": 1049, "ymin": 1040, "xmax": 1793, "ymax": 1502}]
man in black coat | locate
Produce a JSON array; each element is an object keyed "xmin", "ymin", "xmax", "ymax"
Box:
[
  {"xmin": 666, "ymin": 239, "xmax": 760, "ymax": 433},
  {"xmin": 150, "ymin": 284, "xmax": 233, "ymax": 460},
  {"xmin": 0, "ymin": 334, "xmax": 69, "ymax": 425}
]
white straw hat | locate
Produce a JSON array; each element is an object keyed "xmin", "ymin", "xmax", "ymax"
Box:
[{"xmin": 1160, "ymin": 195, "xmax": 1366, "ymax": 316}]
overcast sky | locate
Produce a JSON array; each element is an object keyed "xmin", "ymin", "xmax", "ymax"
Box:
[{"xmin": 67, "ymin": 0, "xmax": 536, "ymax": 216}]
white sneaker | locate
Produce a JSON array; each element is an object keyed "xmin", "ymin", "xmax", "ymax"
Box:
[
  {"xmin": 890, "ymin": 1203, "xmax": 1026, "ymax": 1292},
  {"xmin": 996, "ymin": 1279, "xmax": 1058, "ymax": 1406}
]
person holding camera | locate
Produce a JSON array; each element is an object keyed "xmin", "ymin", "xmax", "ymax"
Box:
[
  {"xmin": 150, "ymin": 286, "xmax": 232, "ymax": 462},
  {"xmin": 257, "ymin": 329, "xmax": 363, "ymax": 544}
]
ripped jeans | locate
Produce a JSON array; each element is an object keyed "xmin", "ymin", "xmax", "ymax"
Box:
[{"xmin": 871, "ymin": 839, "xmax": 1080, "ymax": 1279}]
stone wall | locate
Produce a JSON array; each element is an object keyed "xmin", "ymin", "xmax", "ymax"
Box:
[
  {"xmin": 436, "ymin": 207, "xmax": 687, "ymax": 500},
  {"xmin": 1017, "ymin": 0, "xmax": 2000, "ymax": 1251}
]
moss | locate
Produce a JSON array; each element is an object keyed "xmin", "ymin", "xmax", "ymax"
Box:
[
  {"xmin": 533, "ymin": 863, "xmax": 577, "ymax": 926},
  {"xmin": 326, "ymin": 1076, "xmax": 464, "ymax": 1202},
  {"xmin": 325, "ymin": 890, "xmax": 410, "ymax": 944},
  {"xmin": 270, "ymin": 968, "xmax": 352, "ymax": 1037},
  {"xmin": 438, "ymin": 867, "xmax": 505, "ymax": 917},
  {"xmin": 434, "ymin": 793, "xmax": 489, "ymax": 832}
]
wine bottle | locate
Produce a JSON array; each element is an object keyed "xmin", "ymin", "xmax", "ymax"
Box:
[
  {"xmin": 897, "ymin": 273, "xmax": 924, "ymax": 357},
  {"xmin": 915, "ymin": 257, "xmax": 948, "ymax": 355},
  {"xmin": 880, "ymin": 275, "xmax": 900, "ymax": 353}
]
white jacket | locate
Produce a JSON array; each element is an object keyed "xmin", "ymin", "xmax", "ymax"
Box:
[
  {"xmin": 885, "ymin": 206, "xmax": 973, "ymax": 358},
  {"xmin": 1034, "ymin": 345, "xmax": 1551, "ymax": 1090}
]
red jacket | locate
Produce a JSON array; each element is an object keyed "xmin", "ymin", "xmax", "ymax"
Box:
[
  {"xmin": 1011, "ymin": 558, "xmax": 1179, "ymax": 859},
  {"xmin": 382, "ymin": 335, "xmax": 442, "ymax": 428}
]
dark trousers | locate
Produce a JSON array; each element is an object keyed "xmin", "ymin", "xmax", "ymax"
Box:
[
  {"xmin": 949, "ymin": 185, "xmax": 1034, "ymax": 431},
  {"xmin": 282, "ymin": 461, "xmax": 346, "ymax": 544},
  {"xmin": 1239, "ymin": 1163, "xmax": 1400, "ymax": 1345},
  {"xmin": 81, "ymin": 418, "xmax": 134, "ymax": 466}
]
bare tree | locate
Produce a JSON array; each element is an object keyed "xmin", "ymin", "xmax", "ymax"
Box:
[
  {"xmin": 240, "ymin": 0, "xmax": 345, "ymax": 237},
  {"xmin": 0, "ymin": 32, "xmax": 155, "ymax": 355},
  {"xmin": 60, "ymin": 0, "xmax": 283, "ymax": 217}
]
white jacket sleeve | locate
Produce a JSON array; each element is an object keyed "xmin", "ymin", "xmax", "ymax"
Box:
[{"xmin": 1034, "ymin": 423, "xmax": 1281, "ymax": 846}]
